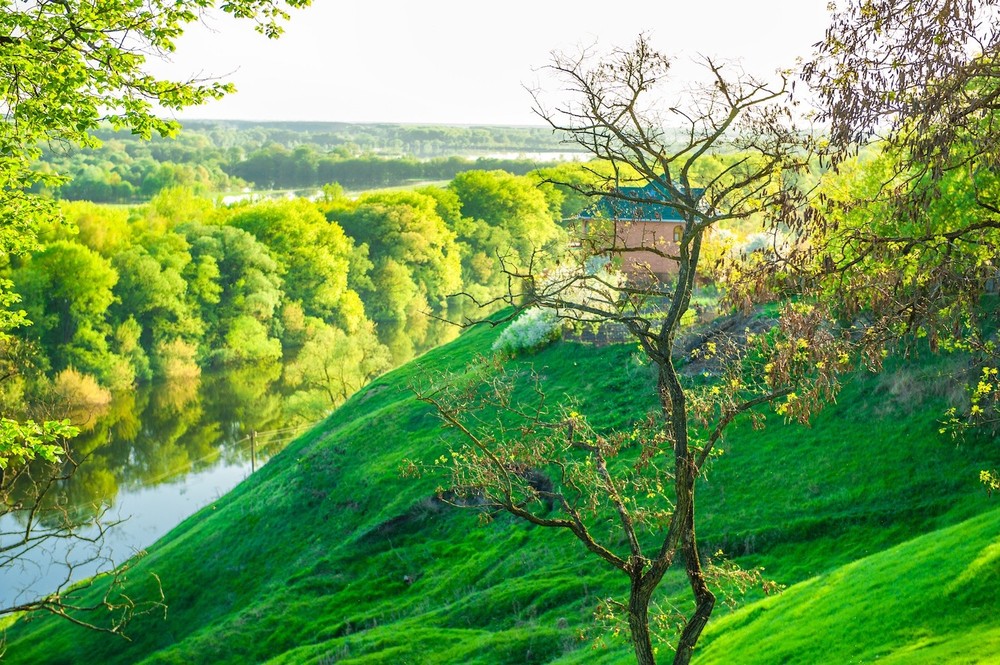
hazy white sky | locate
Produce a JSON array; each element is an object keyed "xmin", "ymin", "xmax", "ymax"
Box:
[{"xmin": 154, "ymin": 0, "xmax": 832, "ymax": 126}]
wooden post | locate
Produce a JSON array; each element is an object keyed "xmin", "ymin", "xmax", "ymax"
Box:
[{"xmin": 251, "ymin": 429, "xmax": 257, "ymax": 473}]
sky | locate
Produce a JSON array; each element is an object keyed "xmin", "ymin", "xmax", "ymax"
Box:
[{"xmin": 152, "ymin": 0, "xmax": 832, "ymax": 126}]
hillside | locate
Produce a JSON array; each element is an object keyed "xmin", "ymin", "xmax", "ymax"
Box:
[
  {"xmin": 4, "ymin": 319, "xmax": 998, "ymax": 664},
  {"xmin": 696, "ymin": 506, "xmax": 1000, "ymax": 664}
]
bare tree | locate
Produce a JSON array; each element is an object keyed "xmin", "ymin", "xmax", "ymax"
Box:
[{"xmin": 413, "ymin": 37, "xmax": 857, "ymax": 665}]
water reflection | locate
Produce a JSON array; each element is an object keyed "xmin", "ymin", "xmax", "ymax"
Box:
[{"xmin": 0, "ymin": 358, "xmax": 319, "ymax": 607}]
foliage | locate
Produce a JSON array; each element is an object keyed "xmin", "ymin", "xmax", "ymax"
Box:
[
  {"xmin": 12, "ymin": 242, "xmax": 120, "ymax": 381},
  {"xmin": 284, "ymin": 321, "xmax": 392, "ymax": 408},
  {"xmin": 801, "ymin": 0, "xmax": 1000, "ymax": 350},
  {"xmin": 804, "ymin": 0, "xmax": 1000, "ymax": 168},
  {"xmin": 152, "ymin": 338, "xmax": 201, "ymax": 381},
  {"xmin": 793, "ymin": 151, "xmax": 1000, "ymax": 351},
  {"xmin": 0, "ymin": 0, "xmax": 310, "ymax": 149},
  {"xmin": 332, "ymin": 190, "xmax": 463, "ymax": 304},
  {"xmin": 0, "ymin": 160, "xmax": 575, "ymax": 400},
  {"xmin": 941, "ymin": 363, "xmax": 1000, "ymax": 493},
  {"xmin": 189, "ymin": 119, "xmax": 575, "ymax": 157},
  {"xmin": 449, "ymin": 169, "xmax": 567, "ymax": 272},
  {"xmin": 0, "ymin": 0, "xmax": 310, "ymax": 637},
  {"xmin": 32, "ymin": 121, "xmax": 585, "ymax": 202},
  {"xmin": 802, "ymin": 0, "xmax": 1000, "ymax": 499},
  {"xmin": 228, "ymin": 199, "xmax": 362, "ymax": 325},
  {"xmin": 325, "ymin": 189, "xmax": 464, "ymax": 361},
  {"xmin": 0, "ymin": 0, "xmax": 312, "ymax": 309},
  {"xmin": 110, "ymin": 244, "xmax": 199, "ymax": 353},
  {"xmin": 530, "ymin": 161, "xmax": 616, "ymax": 220},
  {"xmin": 177, "ymin": 222, "xmax": 284, "ymax": 364},
  {"xmin": 52, "ymin": 367, "xmax": 113, "ymax": 411},
  {"xmin": 227, "ymin": 146, "xmax": 559, "ymax": 191},
  {"xmin": 0, "ymin": 417, "xmax": 76, "ymax": 470}
]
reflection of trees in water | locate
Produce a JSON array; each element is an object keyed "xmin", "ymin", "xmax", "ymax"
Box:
[
  {"xmin": 0, "ymin": 359, "xmax": 302, "ymax": 610},
  {"xmin": 206, "ymin": 359, "xmax": 284, "ymax": 434},
  {"xmin": 14, "ymin": 358, "xmax": 302, "ymax": 515}
]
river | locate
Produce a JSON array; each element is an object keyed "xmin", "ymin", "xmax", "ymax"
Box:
[{"xmin": 0, "ymin": 360, "xmax": 321, "ymax": 609}]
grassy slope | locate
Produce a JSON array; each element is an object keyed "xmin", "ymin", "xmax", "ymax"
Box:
[
  {"xmin": 697, "ymin": 505, "xmax": 1000, "ymax": 664},
  {"xmin": 4, "ymin": 321, "xmax": 998, "ymax": 664}
]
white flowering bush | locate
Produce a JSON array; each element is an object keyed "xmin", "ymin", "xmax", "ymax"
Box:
[
  {"xmin": 492, "ymin": 307, "xmax": 563, "ymax": 355},
  {"xmin": 742, "ymin": 230, "xmax": 790, "ymax": 255}
]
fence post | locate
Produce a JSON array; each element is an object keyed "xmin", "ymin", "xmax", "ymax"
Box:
[{"xmin": 251, "ymin": 429, "xmax": 257, "ymax": 473}]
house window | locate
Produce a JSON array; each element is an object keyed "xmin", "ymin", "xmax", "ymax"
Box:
[{"xmin": 673, "ymin": 225, "xmax": 682, "ymax": 242}]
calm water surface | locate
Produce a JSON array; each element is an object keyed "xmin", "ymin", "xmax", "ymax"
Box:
[{"xmin": 0, "ymin": 361, "xmax": 320, "ymax": 608}]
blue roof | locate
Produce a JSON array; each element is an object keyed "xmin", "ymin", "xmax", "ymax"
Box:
[{"xmin": 579, "ymin": 181, "xmax": 701, "ymax": 222}]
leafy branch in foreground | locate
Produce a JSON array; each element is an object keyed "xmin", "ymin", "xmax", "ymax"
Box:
[
  {"xmin": 805, "ymin": 0, "xmax": 1000, "ymax": 493},
  {"xmin": 0, "ymin": 0, "xmax": 312, "ymax": 325},
  {"xmin": 0, "ymin": 417, "xmax": 165, "ymax": 640}
]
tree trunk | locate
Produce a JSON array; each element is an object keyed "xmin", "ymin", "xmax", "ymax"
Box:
[
  {"xmin": 673, "ymin": 503, "xmax": 716, "ymax": 665},
  {"xmin": 628, "ymin": 583, "xmax": 657, "ymax": 665},
  {"xmin": 673, "ymin": 589, "xmax": 714, "ymax": 665}
]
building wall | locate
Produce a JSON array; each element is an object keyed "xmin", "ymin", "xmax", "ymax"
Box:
[{"xmin": 614, "ymin": 220, "xmax": 683, "ymax": 278}]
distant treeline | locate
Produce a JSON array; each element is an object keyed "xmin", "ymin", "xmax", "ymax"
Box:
[
  {"xmin": 35, "ymin": 122, "xmax": 584, "ymax": 203},
  {"xmin": 176, "ymin": 120, "xmax": 575, "ymax": 157},
  {"xmin": 226, "ymin": 148, "xmax": 558, "ymax": 190}
]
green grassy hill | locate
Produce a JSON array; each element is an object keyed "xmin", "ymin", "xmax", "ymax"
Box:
[
  {"xmin": 4, "ymin": 320, "xmax": 998, "ymax": 664},
  {"xmin": 697, "ymin": 505, "xmax": 1000, "ymax": 664}
]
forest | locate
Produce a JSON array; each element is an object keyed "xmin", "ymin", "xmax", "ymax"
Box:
[
  {"xmin": 1, "ymin": 161, "xmax": 594, "ymax": 425},
  {"xmin": 1, "ymin": 134, "xmax": 760, "ymax": 429}
]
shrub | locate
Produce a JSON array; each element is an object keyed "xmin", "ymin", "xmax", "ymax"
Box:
[
  {"xmin": 492, "ymin": 308, "xmax": 563, "ymax": 356},
  {"xmin": 154, "ymin": 338, "xmax": 201, "ymax": 380},
  {"xmin": 52, "ymin": 367, "xmax": 112, "ymax": 410}
]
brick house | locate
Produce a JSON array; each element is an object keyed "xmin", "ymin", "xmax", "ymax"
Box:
[{"xmin": 576, "ymin": 181, "xmax": 700, "ymax": 280}]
